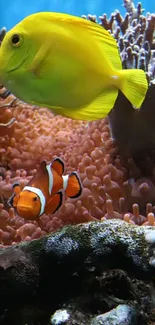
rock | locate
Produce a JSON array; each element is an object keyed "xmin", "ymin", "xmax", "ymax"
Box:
[
  {"xmin": 109, "ymin": 83, "xmax": 155, "ymax": 163},
  {"xmin": 0, "ymin": 244, "xmax": 39, "ymax": 300},
  {"xmin": 145, "ymin": 229, "xmax": 155, "ymax": 267},
  {"xmin": 91, "ymin": 304, "xmax": 137, "ymax": 325},
  {"xmin": 0, "ymin": 219, "xmax": 155, "ymax": 324},
  {"xmin": 50, "ymin": 309, "xmax": 70, "ymax": 324}
]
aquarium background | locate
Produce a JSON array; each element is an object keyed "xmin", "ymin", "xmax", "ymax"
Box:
[{"xmin": 0, "ymin": 0, "xmax": 154, "ymax": 30}]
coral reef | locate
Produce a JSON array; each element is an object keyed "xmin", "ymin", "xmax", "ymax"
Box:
[
  {"xmin": 0, "ymin": 220, "xmax": 155, "ymax": 325},
  {"xmin": 0, "ymin": 1, "xmax": 155, "ymax": 246},
  {"xmin": 85, "ymin": 0, "xmax": 155, "ymax": 81},
  {"xmin": 0, "ymin": 88, "xmax": 154, "ymax": 246}
]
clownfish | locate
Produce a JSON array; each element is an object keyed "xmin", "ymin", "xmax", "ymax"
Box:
[{"xmin": 8, "ymin": 157, "xmax": 82, "ymax": 220}]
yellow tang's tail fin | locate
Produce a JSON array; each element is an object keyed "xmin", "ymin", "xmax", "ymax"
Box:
[{"xmin": 118, "ymin": 69, "xmax": 148, "ymax": 108}]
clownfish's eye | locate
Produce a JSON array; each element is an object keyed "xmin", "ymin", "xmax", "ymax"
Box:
[
  {"xmin": 10, "ymin": 34, "xmax": 23, "ymax": 47},
  {"xmin": 33, "ymin": 196, "xmax": 38, "ymax": 202}
]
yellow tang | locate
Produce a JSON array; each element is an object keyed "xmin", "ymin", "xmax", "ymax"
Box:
[{"xmin": 0, "ymin": 12, "xmax": 148, "ymax": 120}]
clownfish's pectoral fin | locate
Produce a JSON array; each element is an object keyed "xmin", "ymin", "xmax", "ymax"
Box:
[
  {"xmin": 65, "ymin": 172, "xmax": 82, "ymax": 198},
  {"xmin": 12, "ymin": 182, "xmax": 21, "ymax": 195},
  {"xmin": 44, "ymin": 191, "xmax": 63, "ymax": 215},
  {"xmin": 7, "ymin": 193, "xmax": 16, "ymax": 207},
  {"xmin": 51, "ymin": 157, "xmax": 65, "ymax": 176},
  {"xmin": 12, "ymin": 195, "xmax": 20, "ymax": 208},
  {"xmin": 8, "ymin": 182, "xmax": 21, "ymax": 208}
]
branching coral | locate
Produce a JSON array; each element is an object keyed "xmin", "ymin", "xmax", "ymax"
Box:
[
  {"xmin": 84, "ymin": 1, "xmax": 155, "ymax": 81},
  {"xmin": 0, "ymin": 1, "xmax": 155, "ymax": 246}
]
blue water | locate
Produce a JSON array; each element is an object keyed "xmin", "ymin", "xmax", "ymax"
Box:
[{"xmin": 0, "ymin": 0, "xmax": 154, "ymax": 30}]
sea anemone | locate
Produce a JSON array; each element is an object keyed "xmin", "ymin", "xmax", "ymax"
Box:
[{"xmin": 0, "ymin": 0, "xmax": 155, "ymax": 246}]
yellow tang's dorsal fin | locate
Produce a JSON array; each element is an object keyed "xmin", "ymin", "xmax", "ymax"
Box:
[
  {"xmin": 55, "ymin": 13, "xmax": 122, "ymax": 71},
  {"xmin": 32, "ymin": 12, "xmax": 116, "ymax": 46},
  {"xmin": 26, "ymin": 12, "xmax": 122, "ymax": 73}
]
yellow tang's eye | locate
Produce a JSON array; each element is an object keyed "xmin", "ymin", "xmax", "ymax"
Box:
[{"xmin": 10, "ymin": 34, "xmax": 23, "ymax": 47}]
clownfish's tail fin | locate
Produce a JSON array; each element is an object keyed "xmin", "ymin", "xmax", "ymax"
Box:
[{"xmin": 63, "ymin": 172, "xmax": 82, "ymax": 198}]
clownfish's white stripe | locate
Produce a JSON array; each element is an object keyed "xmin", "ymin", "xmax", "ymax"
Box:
[
  {"xmin": 46, "ymin": 164, "xmax": 53, "ymax": 195},
  {"xmin": 62, "ymin": 175, "xmax": 69, "ymax": 191},
  {"xmin": 23, "ymin": 186, "xmax": 46, "ymax": 216}
]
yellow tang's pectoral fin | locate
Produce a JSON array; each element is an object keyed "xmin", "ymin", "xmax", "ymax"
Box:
[
  {"xmin": 61, "ymin": 87, "xmax": 118, "ymax": 121},
  {"xmin": 28, "ymin": 42, "xmax": 51, "ymax": 77}
]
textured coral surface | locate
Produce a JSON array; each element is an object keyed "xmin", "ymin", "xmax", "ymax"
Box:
[
  {"xmin": 0, "ymin": 89, "xmax": 154, "ymax": 246},
  {"xmin": 0, "ymin": 0, "xmax": 155, "ymax": 245}
]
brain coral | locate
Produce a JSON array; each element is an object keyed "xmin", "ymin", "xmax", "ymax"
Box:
[{"xmin": 0, "ymin": 0, "xmax": 155, "ymax": 245}]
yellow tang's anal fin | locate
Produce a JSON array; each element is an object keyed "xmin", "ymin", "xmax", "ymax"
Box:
[{"xmin": 63, "ymin": 87, "xmax": 118, "ymax": 121}]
